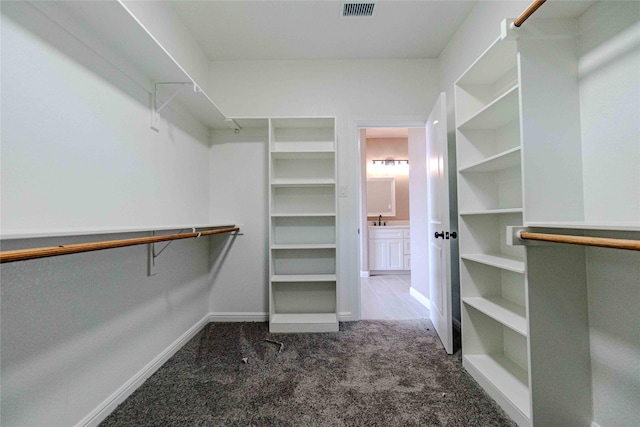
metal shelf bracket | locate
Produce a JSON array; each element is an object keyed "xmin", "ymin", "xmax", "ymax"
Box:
[{"xmin": 150, "ymin": 82, "xmax": 196, "ymax": 132}]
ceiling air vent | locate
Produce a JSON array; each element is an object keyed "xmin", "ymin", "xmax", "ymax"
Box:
[{"xmin": 342, "ymin": 2, "xmax": 375, "ymax": 17}]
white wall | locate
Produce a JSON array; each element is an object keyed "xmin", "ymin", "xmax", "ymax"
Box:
[
  {"xmin": 578, "ymin": 2, "xmax": 640, "ymax": 223},
  {"xmin": 586, "ymin": 237, "xmax": 640, "ymax": 427},
  {"xmin": 408, "ymin": 128, "xmax": 429, "ymax": 299},
  {"xmin": 1, "ymin": 2, "xmax": 210, "ymax": 232},
  {"xmin": 577, "ymin": 3, "xmax": 640, "ymax": 425},
  {"xmin": 208, "ymin": 126, "xmax": 270, "ymax": 317},
  {"xmin": 1, "ymin": 3, "xmax": 215, "ymax": 425},
  {"xmin": 207, "ymin": 59, "xmax": 439, "ymax": 318},
  {"xmin": 359, "ymin": 128, "xmax": 369, "ymax": 275}
]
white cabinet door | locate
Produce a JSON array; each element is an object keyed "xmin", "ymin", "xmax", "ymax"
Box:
[
  {"xmin": 369, "ymin": 239, "xmax": 388, "ymax": 270},
  {"xmin": 404, "ymin": 255, "xmax": 411, "ymax": 270},
  {"xmin": 370, "ymin": 238, "xmax": 404, "ymax": 270},
  {"xmin": 387, "ymin": 239, "xmax": 404, "ymax": 270}
]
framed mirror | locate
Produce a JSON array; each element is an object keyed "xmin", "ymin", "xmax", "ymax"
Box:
[{"xmin": 367, "ymin": 177, "xmax": 396, "ymax": 216}]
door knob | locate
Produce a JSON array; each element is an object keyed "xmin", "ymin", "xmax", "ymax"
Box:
[{"xmin": 434, "ymin": 231, "xmax": 445, "ymax": 239}]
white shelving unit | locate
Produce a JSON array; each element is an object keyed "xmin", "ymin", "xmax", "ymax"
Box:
[
  {"xmin": 268, "ymin": 118, "xmax": 338, "ymax": 333},
  {"xmin": 455, "ymin": 27, "xmax": 529, "ymax": 427},
  {"xmin": 457, "ymin": 15, "xmax": 640, "ymax": 427}
]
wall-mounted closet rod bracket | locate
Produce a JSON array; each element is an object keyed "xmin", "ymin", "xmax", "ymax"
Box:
[
  {"xmin": 146, "ymin": 226, "xmax": 242, "ymax": 276},
  {"xmin": 508, "ymin": 226, "xmax": 550, "ymax": 247},
  {"xmin": 147, "ymin": 228, "xmax": 187, "ymax": 276},
  {"xmin": 150, "ymin": 82, "xmax": 196, "ymax": 132}
]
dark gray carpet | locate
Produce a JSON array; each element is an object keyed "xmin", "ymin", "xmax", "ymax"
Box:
[{"xmin": 100, "ymin": 320, "xmax": 516, "ymax": 426}]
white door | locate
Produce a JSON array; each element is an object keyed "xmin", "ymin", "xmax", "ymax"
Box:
[{"xmin": 427, "ymin": 93, "xmax": 453, "ymax": 354}]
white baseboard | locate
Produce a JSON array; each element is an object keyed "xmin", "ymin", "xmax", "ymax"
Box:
[
  {"xmin": 78, "ymin": 314, "xmax": 211, "ymax": 427},
  {"xmin": 209, "ymin": 312, "xmax": 268, "ymax": 322},
  {"xmin": 80, "ymin": 309, "xmax": 357, "ymax": 426},
  {"xmin": 409, "ymin": 287, "xmax": 431, "ymax": 310},
  {"xmin": 209, "ymin": 312, "xmax": 355, "ymax": 323},
  {"xmin": 360, "ymin": 270, "xmax": 370, "ymax": 278},
  {"xmin": 338, "ymin": 311, "xmax": 355, "ymax": 321}
]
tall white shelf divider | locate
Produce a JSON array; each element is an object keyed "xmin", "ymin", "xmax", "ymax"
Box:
[
  {"xmin": 455, "ymin": 29, "xmax": 530, "ymax": 426},
  {"xmin": 268, "ymin": 118, "xmax": 339, "ymax": 333}
]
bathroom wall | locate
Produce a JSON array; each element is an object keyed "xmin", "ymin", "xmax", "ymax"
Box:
[{"xmin": 365, "ymin": 137, "xmax": 410, "ymax": 221}]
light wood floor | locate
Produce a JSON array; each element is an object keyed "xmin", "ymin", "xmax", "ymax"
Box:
[{"xmin": 361, "ymin": 274, "xmax": 430, "ymax": 320}]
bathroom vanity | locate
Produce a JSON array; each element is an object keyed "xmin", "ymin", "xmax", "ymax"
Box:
[{"xmin": 368, "ymin": 225, "xmax": 410, "ymax": 272}]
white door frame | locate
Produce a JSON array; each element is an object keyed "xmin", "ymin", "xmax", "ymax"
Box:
[{"xmin": 354, "ymin": 119, "xmax": 426, "ymax": 321}]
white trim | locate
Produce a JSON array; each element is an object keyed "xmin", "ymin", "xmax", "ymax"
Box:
[
  {"xmin": 592, "ymin": 422, "xmax": 601, "ymax": 427},
  {"xmin": 209, "ymin": 312, "xmax": 268, "ymax": 322},
  {"xmin": 370, "ymin": 270, "xmax": 409, "ymax": 275},
  {"xmin": 353, "ymin": 117, "xmax": 427, "ymax": 331},
  {"xmin": 77, "ymin": 314, "xmax": 211, "ymax": 427},
  {"xmin": 409, "ymin": 287, "xmax": 431, "ymax": 309},
  {"xmin": 360, "ymin": 270, "xmax": 370, "ymax": 278},
  {"xmin": 339, "ymin": 311, "xmax": 355, "ymax": 321}
]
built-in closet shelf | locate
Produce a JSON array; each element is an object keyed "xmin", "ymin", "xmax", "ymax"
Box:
[
  {"xmin": 271, "ymin": 274, "xmax": 337, "ymax": 282},
  {"xmin": 463, "ymin": 297, "xmax": 527, "ymax": 336},
  {"xmin": 272, "ymin": 211, "xmax": 336, "ymax": 216},
  {"xmin": 271, "ymin": 149, "xmax": 335, "ymax": 155},
  {"xmin": 457, "ymin": 38, "xmax": 517, "ymax": 86},
  {"xmin": 271, "ymin": 150, "xmax": 335, "ymax": 158},
  {"xmin": 271, "ymin": 244, "xmax": 336, "ymax": 250},
  {"xmin": 34, "ymin": 1, "xmax": 227, "ymax": 129},
  {"xmin": 268, "ymin": 117, "xmax": 338, "ymax": 333},
  {"xmin": 459, "ymin": 147, "xmax": 521, "ymax": 173},
  {"xmin": 461, "ymin": 253, "xmax": 525, "ymax": 274},
  {"xmin": 458, "ymin": 86, "xmax": 519, "ymax": 131},
  {"xmin": 460, "ymin": 208, "xmax": 523, "ymax": 216},
  {"xmin": 271, "ymin": 180, "xmax": 336, "ymax": 186},
  {"xmin": 271, "ymin": 213, "xmax": 336, "ymax": 218},
  {"xmin": 270, "ymin": 313, "xmax": 339, "ymax": 333},
  {"xmin": 463, "ymin": 354, "xmax": 531, "ymax": 420}
]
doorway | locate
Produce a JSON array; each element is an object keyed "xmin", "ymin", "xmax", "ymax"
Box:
[{"xmin": 358, "ymin": 126, "xmax": 431, "ymax": 320}]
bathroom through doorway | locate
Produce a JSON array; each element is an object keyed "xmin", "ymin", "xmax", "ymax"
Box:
[{"xmin": 358, "ymin": 127, "xmax": 431, "ymax": 320}]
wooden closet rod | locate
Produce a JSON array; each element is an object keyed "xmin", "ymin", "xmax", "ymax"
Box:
[
  {"xmin": 0, "ymin": 226, "xmax": 240, "ymax": 263},
  {"xmin": 513, "ymin": 0, "xmax": 547, "ymax": 27},
  {"xmin": 519, "ymin": 231, "xmax": 640, "ymax": 251}
]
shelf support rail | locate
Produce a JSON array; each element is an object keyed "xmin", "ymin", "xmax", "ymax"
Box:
[
  {"xmin": 509, "ymin": 227, "xmax": 640, "ymax": 251},
  {"xmin": 0, "ymin": 226, "xmax": 241, "ymax": 265},
  {"xmin": 512, "ymin": 0, "xmax": 547, "ymax": 28},
  {"xmin": 150, "ymin": 82, "xmax": 199, "ymax": 132}
]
